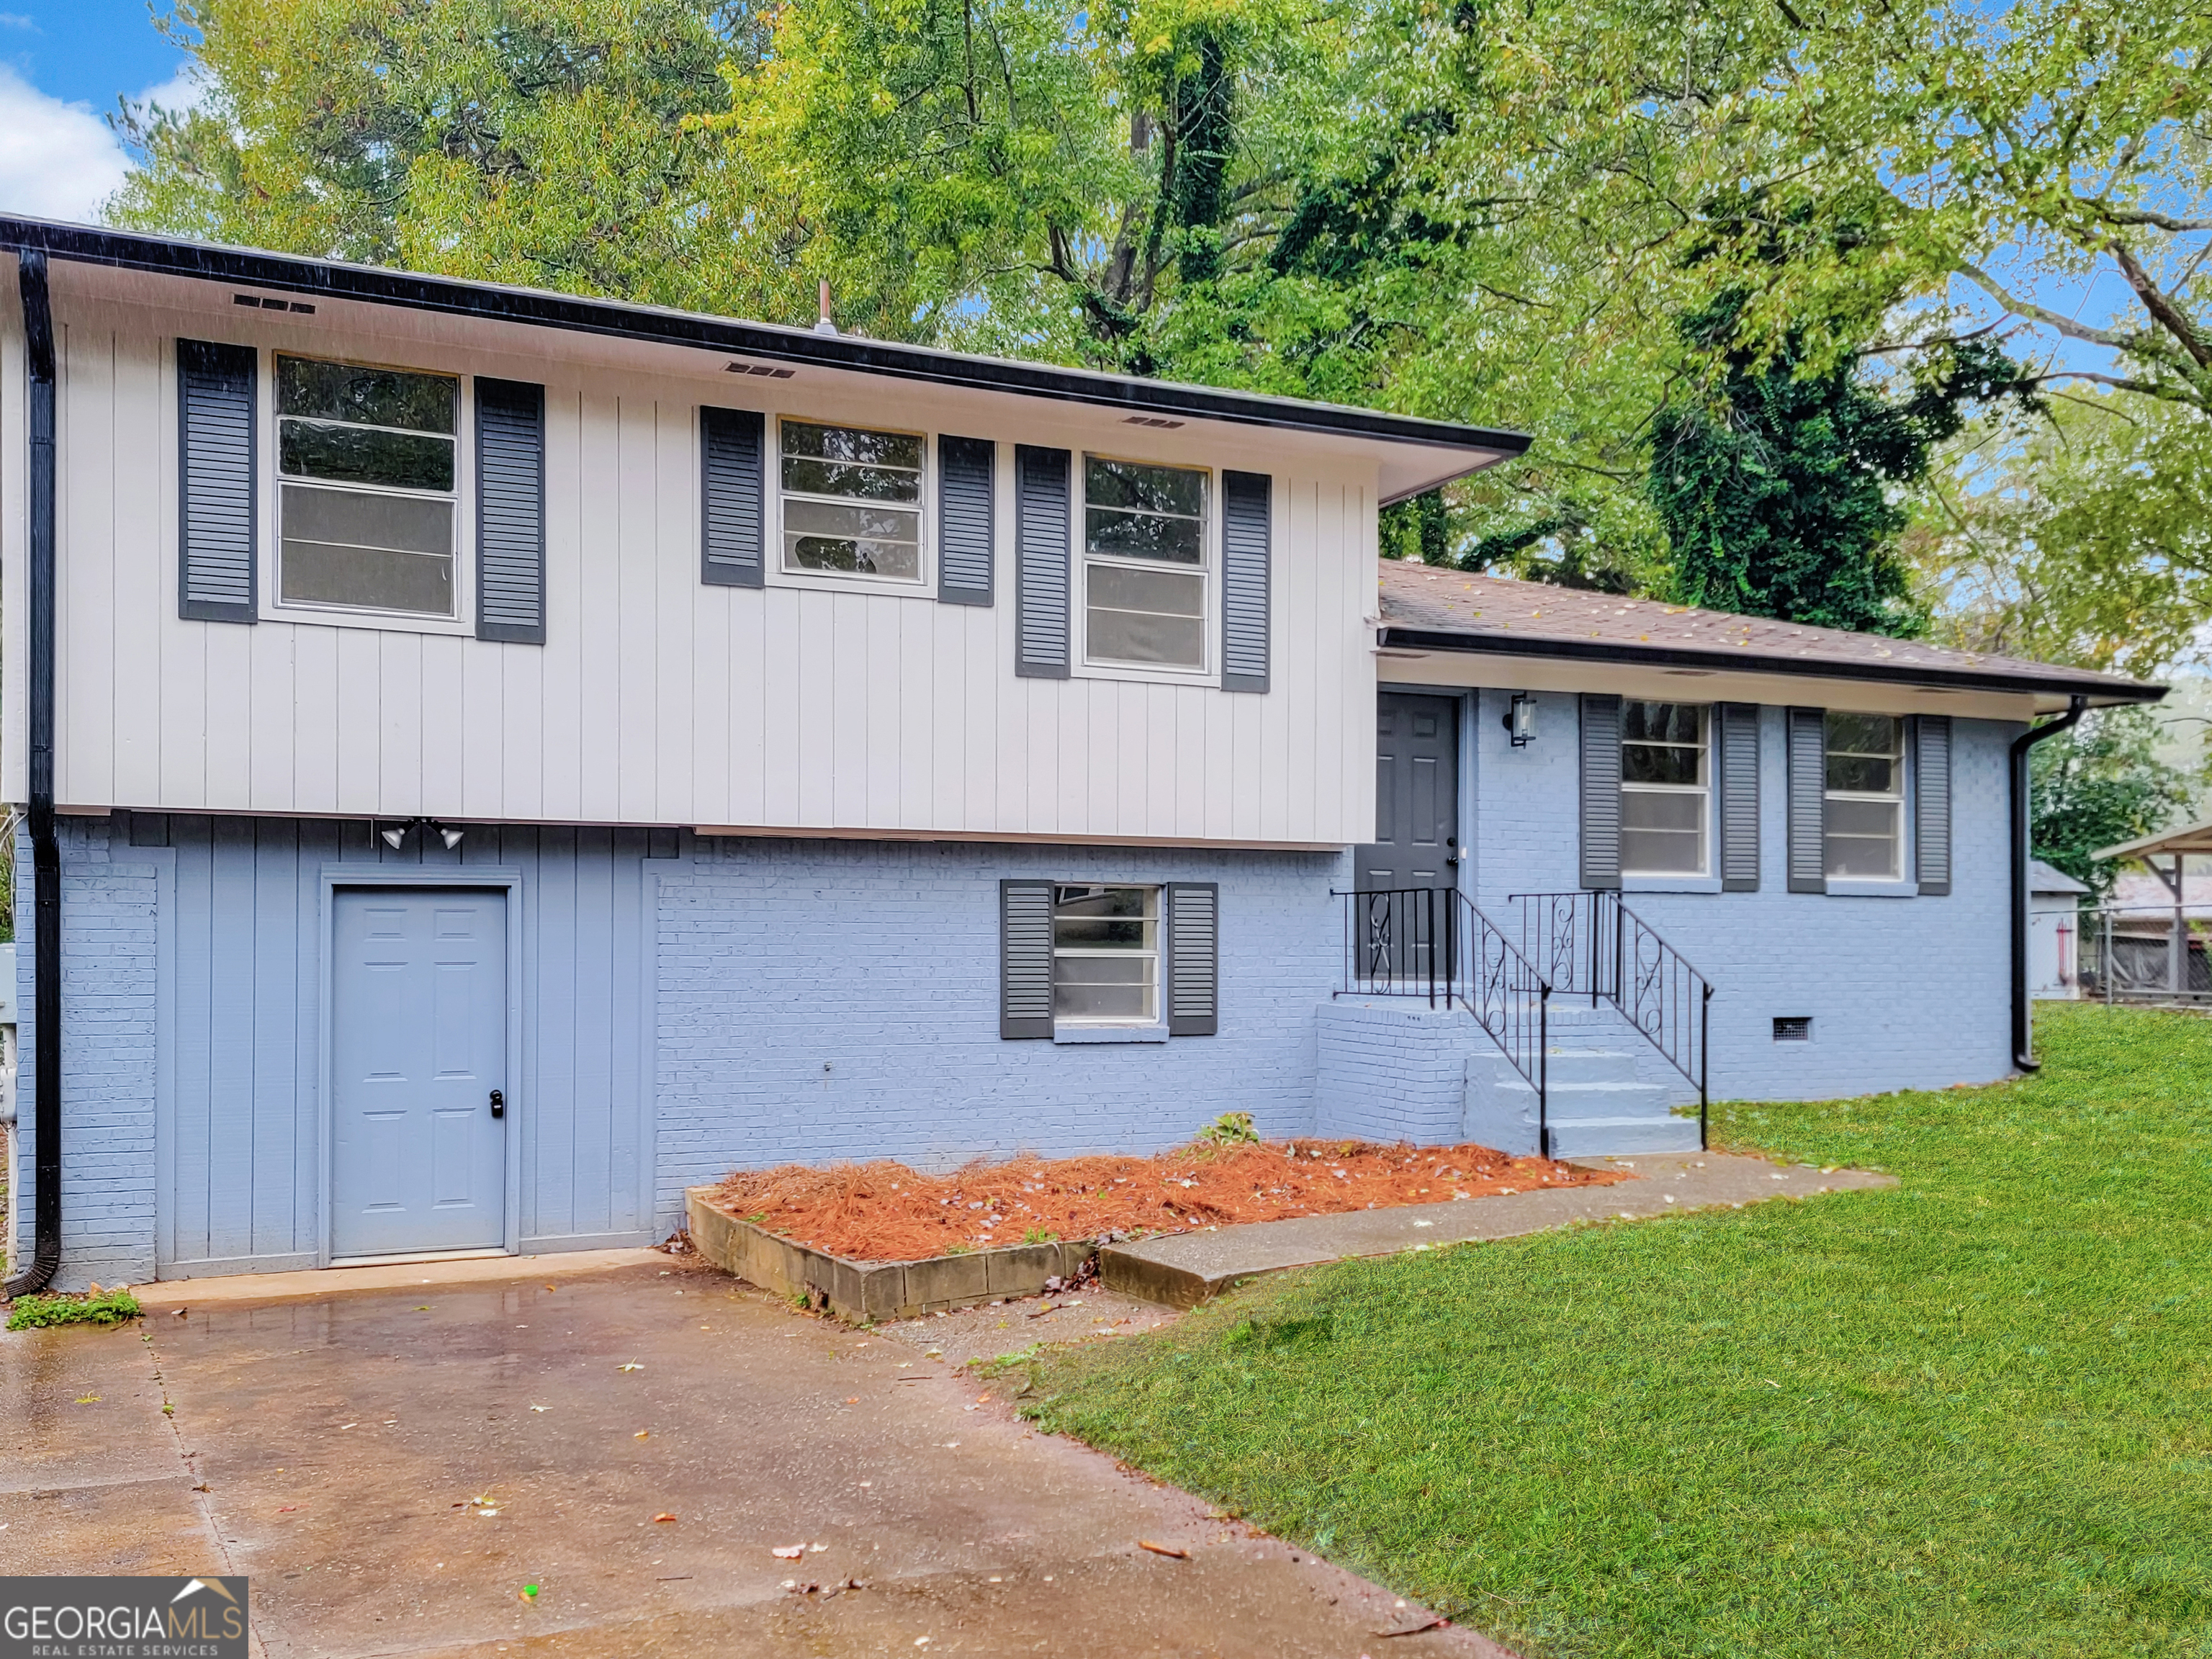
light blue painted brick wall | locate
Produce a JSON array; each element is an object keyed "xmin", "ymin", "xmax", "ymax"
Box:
[
  {"xmin": 1462, "ymin": 688, "xmax": 2017, "ymax": 1100},
  {"xmin": 651, "ymin": 838, "xmax": 1346, "ymax": 1232},
  {"xmin": 12, "ymin": 817, "xmax": 161, "ymax": 1290}
]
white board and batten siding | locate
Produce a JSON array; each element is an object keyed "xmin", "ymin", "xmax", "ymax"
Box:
[{"xmin": 5, "ymin": 265, "xmax": 1380, "ymax": 848}]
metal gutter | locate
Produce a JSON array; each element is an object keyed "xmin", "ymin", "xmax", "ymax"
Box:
[
  {"xmin": 5, "ymin": 248, "xmax": 59, "ymax": 1297},
  {"xmin": 2010, "ymin": 696, "xmax": 2087, "ymax": 1074},
  {"xmin": 1376, "ymin": 626, "xmax": 2163, "ymax": 706},
  {"xmin": 0, "ymin": 215, "xmax": 1532, "ymax": 464}
]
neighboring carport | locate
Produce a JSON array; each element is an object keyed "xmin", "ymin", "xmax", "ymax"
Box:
[{"xmin": 2090, "ymin": 818, "xmax": 2212, "ymax": 1001}]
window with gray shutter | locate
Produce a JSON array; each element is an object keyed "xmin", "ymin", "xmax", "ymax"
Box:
[
  {"xmin": 937, "ymin": 434, "xmax": 995, "ymax": 605},
  {"xmin": 1718, "ymin": 702, "xmax": 1761, "ymax": 891},
  {"xmin": 177, "ymin": 338, "xmax": 258, "ymax": 623},
  {"xmin": 1000, "ymin": 879, "xmax": 1056, "ymax": 1039},
  {"xmin": 1014, "ymin": 445, "xmax": 1070, "ymax": 678},
  {"xmin": 475, "ymin": 377, "xmax": 546, "ymax": 644},
  {"xmin": 1915, "ymin": 714, "xmax": 1952, "ymax": 895},
  {"xmin": 1786, "ymin": 707, "xmax": 1827, "ymax": 894},
  {"xmin": 1166, "ymin": 882, "xmax": 1219, "ymax": 1035},
  {"xmin": 1220, "ymin": 470, "xmax": 1271, "ymax": 692},
  {"xmin": 1580, "ymin": 693, "xmax": 1622, "ymax": 890},
  {"xmin": 701, "ymin": 405, "xmax": 765, "ymax": 588}
]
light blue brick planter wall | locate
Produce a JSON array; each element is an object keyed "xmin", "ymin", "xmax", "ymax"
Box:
[
  {"xmin": 651, "ymin": 838, "xmax": 1344, "ymax": 1234},
  {"xmin": 1315, "ymin": 999, "xmax": 1498, "ymax": 1146},
  {"xmin": 1461, "ymin": 689, "xmax": 2017, "ymax": 1101}
]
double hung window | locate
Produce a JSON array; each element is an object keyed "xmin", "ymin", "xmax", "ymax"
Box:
[
  {"xmin": 276, "ymin": 355, "xmax": 459, "ymax": 616},
  {"xmin": 1619, "ymin": 702, "xmax": 1709, "ymax": 875},
  {"xmin": 1824, "ymin": 713, "xmax": 1905, "ymax": 878},
  {"xmin": 779, "ymin": 418, "xmax": 925, "ymax": 581},
  {"xmin": 1082, "ymin": 457, "xmax": 1208, "ymax": 670},
  {"xmin": 1052, "ymin": 884, "xmax": 1159, "ymax": 1022}
]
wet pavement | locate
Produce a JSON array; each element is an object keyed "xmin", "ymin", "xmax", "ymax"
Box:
[{"xmin": 5, "ymin": 1258, "xmax": 1512, "ymax": 1658}]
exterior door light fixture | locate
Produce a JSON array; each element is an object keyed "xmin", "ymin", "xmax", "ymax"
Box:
[
  {"xmin": 376, "ymin": 817, "xmax": 466, "ymax": 851},
  {"xmin": 1504, "ymin": 692, "xmax": 1534, "ymax": 747}
]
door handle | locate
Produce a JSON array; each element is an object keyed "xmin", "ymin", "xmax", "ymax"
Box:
[{"xmin": 488, "ymin": 1089, "xmax": 505, "ymax": 1120}]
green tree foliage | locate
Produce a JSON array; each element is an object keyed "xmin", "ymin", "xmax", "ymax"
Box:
[
  {"xmin": 109, "ymin": 1, "xmax": 772, "ymax": 316},
  {"xmin": 1650, "ymin": 300, "xmax": 2034, "ymax": 634},
  {"xmin": 2030, "ymin": 708, "xmax": 2194, "ymax": 896},
  {"xmin": 1910, "ymin": 394, "xmax": 2212, "ymax": 676}
]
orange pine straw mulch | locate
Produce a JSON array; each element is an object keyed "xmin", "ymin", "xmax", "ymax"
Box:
[{"xmin": 709, "ymin": 1137, "xmax": 1628, "ymax": 1262}]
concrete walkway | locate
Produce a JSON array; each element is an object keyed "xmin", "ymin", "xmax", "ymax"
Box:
[
  {"xmin": 1102, "ymin": 1152, "xmax": 1897, "ymax": 1305},
  {"xmin": 6, "ymin": 1256, "xmax": 1509, "ymax": 1658}
]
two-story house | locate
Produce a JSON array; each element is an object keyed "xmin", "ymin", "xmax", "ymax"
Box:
[{"xmin": 0, "ymin": 218, "xmax": 2157, "ymax": 1292}]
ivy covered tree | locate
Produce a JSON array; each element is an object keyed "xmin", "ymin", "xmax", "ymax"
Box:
[{"xmin": 1648, "ymin": 293, "xmax": 2034, "ymax": 634}]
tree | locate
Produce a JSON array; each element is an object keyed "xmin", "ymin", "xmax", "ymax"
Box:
[
  {"xmin": 108, "ymin": 1, "xmax": 775, "ymax": 318},
  {"xmin": 1650, "ymin": 297, "xmax": 2034, "ymax": 634},
  {"xmin": 1907, "ymin": 393, "xmax": 2212, "ymax": 676},
  {"xmin": 2031, "ymin": 707, "xmax": 2194, "ymax": 896}
]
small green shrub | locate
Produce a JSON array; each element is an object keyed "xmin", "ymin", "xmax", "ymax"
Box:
[
  {"xmin": 1022, "ymin": 1227, "xmax": 1061, "ymax": 1245},
  {"xmin": 1196, "ymin": 1110, "xmax": 1259, "ymax": 1146},
  {"xmin": 6, "ymin": 1289, "xmax": 143, "ymax": 1331}
]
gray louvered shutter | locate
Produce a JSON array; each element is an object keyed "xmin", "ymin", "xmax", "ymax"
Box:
[
  {"xmin": 1787, "ymin": 707, "xmax": 1827, "ymax": 894},
  {"xmin": 176, "ymin": 338, "xmax": 257, "ymax": 623},
  {"xmin": 701, "ymin": 405, "xmax": 765, "ymax": 588},
  {"xmin": 1220, "ymin": 470, "xmax": 1271, "ymax": 693},
  {"xmin": 1580, "ymin": 693, "xmax": 1622, "ymax": 890},
  {"xmin": 1014, "ymin": 445, "xmax": 1070, "ymax": 678},
  {"xmin": 475, "ymin": 377, "xmax": 546, "ymax": 644},
  {"xmin": 1166, "ymin": 882, "xmax": 1219, "ymax": 1036},
  {"xmin": 937, "ymin": 435, "xmax": 995, "ymax": 606},
  {"xmin": 1915, "ymin": 714, "xmax": 1952, "ymax": 895},
  {"xmin": 1000, "ymin": 879, "xmax": 1056, "ymax": 1039},
  {"xmin": 1718, "ymin": 702, "xmax": 1761, "ymax": 891}
]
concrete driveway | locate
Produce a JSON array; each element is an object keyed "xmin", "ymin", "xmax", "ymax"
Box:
[{"xmin": 4, "ymin": 1258, "xmax": 1510, "ymax": 1658}]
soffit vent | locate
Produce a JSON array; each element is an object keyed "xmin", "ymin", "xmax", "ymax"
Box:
[
  {"xmin": 1124, "ymin": 415, "xmax": 1185, "ymax": 429},
  {"xmin": 727, "ymin": 361, "xmax": 796, "ymax": 379},
  {"xmin": 234, "ymin": 293, "xmax": 316, "ymax": 314}
]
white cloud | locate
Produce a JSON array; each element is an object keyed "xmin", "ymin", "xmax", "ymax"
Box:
[{"xmin": 0, "ymin": 63, "xmax": 204, "ymax": 224}]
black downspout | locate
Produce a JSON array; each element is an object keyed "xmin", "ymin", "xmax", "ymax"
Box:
[
  {"xmin": 5, "ymin": 248, "xmax": 58, "ymax": 1298},
  {"xmin": 2010, "ymin": 693, "xmax": 2087, "ymax": 1074}
]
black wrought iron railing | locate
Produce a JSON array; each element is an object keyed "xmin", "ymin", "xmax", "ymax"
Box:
[
  {"xmin": 1509, "ymin": 890, "xmax": 1712, "ymax": 1145},
  {"xmin": 1334, "ymin": 886, "xmax": 1554, "ymax": 1151}
]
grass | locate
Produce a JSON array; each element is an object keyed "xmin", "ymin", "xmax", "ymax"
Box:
[
  {"xmin": 1008, "ymin": 1004, "xmax": 2212, "ymax": 1657},
  {"xmin": 6, "ymin": 1288, "xmax": 143, "ymax": 1330}
]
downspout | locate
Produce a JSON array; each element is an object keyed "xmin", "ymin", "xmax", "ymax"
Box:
[
  {"xmin": 2010, "ymin": 693, "xmax": 2087, "ymax": 1074},
  {"xmin": 4, "ymin": 248, "xmax": 58, "ymax": 1297}
]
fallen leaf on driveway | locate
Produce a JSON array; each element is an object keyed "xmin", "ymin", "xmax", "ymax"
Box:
[
  {"xmin": 773, "ymin": 1545, "xmax": 806, "ymax": 1560},
  {"xmin": 1137, "ymin": 1540, "xmax": 1189, "ymax": 1560},
  {"xmin": 634, "ymin": 1430, "xmax": 649, "ymax": 1439},
  {"xmin": 74, "ymin": 1395, "xmax": 101, "ymax": 1405},
  {"xmin": 618, "ymin": 1362, "xmax": 644, "ymax": 1372},
  {"xmin": 530, "ymin": 1404, "xmax": 551, "ymax": 1413},
  {"xmin": 653, "ymin": 1513, "xmax": 677, "ymax": 1524}
]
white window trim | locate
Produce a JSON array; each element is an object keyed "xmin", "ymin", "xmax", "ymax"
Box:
[
  {"xmin": 1619, "ymin": 704, "xmax": 1712, "ymax": 880},
  {"xmin": 1071, "ymin": 453, "xmax": 1217, "ymax": 685},
  {"xmin": 1822, "ymin": 714, "xmax": 1912, "ymax": 889},
  {"xmin": 766, "ymin": 415, "xmax": 934, "ymax": 598},
  {"xmin": 256, "ymin": 348, "xmax": 477, "ymax": 637},
  {"xmin": 1051, "ymin": 881, "xmax": 1164, "ymax": 1028}
]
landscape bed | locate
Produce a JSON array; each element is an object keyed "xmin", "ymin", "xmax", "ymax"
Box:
[
  {"xmin": 705, "ymin": 1134, "xmax": 1622, "ymax": 1261},
  {"xmin": 689, "ymin": 1133, "xmax": 1624, "ymax": 1321}
]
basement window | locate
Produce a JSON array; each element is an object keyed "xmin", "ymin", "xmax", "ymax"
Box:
[
  {"xmin": 1773, "ymin": 1016, "xmax": 1812, "ymax": 1043},
  {"xmin": 1052, "ymin": 884, "xmax": 1159, "ymax": 1023},
  {"xmin": 276, "ymin": 354, "xmax": 459, "ymax": 617}
]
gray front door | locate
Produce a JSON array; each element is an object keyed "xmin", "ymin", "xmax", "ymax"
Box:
[
  {"xmin": 331, "ymin": 889, "xmax": 508, "ymax": 1258},
  {"xmin": 1358, "ymin": 692, "xmax": 1460, "ymax": 891}
]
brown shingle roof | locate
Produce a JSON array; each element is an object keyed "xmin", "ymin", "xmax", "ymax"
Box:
[{"xmin": 1375, "ymin": 561, "xmax": 2161, "ymax": 704}]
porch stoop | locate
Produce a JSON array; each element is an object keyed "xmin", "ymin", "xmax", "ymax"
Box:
[{"xmin": 1465, "ymin": 1003, "xmax": 1702, "ymax": 1157}]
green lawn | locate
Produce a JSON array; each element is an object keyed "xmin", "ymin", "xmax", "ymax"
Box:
[{"xmin": 1010, "ymin": 1004, "xmax": 2212, "ymax": 1657}]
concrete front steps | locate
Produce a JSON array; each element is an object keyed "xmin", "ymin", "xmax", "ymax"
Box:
[{"xmin": 1467, "ymin": 1003, "xmax": 1701, "ymax": 1157}]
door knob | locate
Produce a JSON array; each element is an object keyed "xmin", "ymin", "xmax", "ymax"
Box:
[{"xmin": 489, "ymin": 1089, "xmax": 505, "ymax": 1119}]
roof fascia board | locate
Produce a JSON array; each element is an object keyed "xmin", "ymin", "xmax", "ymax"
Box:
[
  {"xmin": 2, "ymin": 216, "xmax": 1529, "ymax": 461},
  {"xmin": 1377, "ymin": 625, "xmax": 2164, "ymax": 706}
]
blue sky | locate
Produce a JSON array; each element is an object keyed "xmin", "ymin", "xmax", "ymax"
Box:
[{"xmin": 0, "ymin": 1, "xmax": 190, "ymax": 220}]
